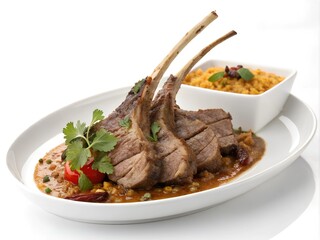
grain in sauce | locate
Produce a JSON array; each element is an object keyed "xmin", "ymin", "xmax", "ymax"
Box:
[{"xmin": 34, "ymin": 131, "xmax": 265, "ymax": 203}]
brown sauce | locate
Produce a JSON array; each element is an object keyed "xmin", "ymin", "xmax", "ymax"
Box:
[{"xmin": 34, "ymin": 131, "xmax": 265, "ymax": 203}]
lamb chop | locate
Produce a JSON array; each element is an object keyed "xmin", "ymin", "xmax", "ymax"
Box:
[
  {"xmin": 93, "ymin": 11, "xmax": 218, "ymax": 189},
  {"xmin": 174, "ymin": 108, "xmax": 222, "ymax": 172},
  {"xmin": 151, "ymin": 30, "xmax": 237, "ymax": 179},
  {"xmin": 178, "ymin": 109, "xmax": 238, "ymax": 156}
]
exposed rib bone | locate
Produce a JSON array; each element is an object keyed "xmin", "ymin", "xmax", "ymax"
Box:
[
  {"xmin": 151, "ymin": 30, "xmax": 237, "ymax": 183},
  {"xmin": 134, "ymin": 11, "xmax": 218, "ymax": 135},
  {"xmin": 150, "ymin": 11, "xmax": 218, "ymax": 93},
  {"xmin": 94, "ymin": 11, "xmax": 219, "ymax": 189},
  {"xmin": 173, "ymin": 31, "xmax": 239, "ymax": 171},
  {"xmin": 174, "ymin": 30, "xmax": 237, "ymax": 97}
]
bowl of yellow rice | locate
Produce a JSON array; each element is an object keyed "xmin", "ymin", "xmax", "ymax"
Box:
[{"xmin": 178, "ymin": 59, "xmax": 297, "ymax": 131}]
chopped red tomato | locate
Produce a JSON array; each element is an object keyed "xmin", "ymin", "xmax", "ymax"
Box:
[{"xmin": 64, "ymin": 160, "xmax": 105, "ymax": 185}]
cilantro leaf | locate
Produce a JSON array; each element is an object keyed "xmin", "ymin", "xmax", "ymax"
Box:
[
  {"xmin": 237, "ymin": 68, "xmax": 254, "ymax": 81},
  {"xmin": 63, "ymin": 121, "xmax": 86, "ymax": 144},
  {"xmin": 92, "ymin": 154, "xmax": 114, "ymax": 174},
  {"xmin": 91, "ymin": 109, "xmax": 104, "ymax": 125},
  {"xmin": 62, "ymin": 109, "xmax": 119, "ymax": 192},
  {"xmin": 90, "ymin": 129, "xmax": 118, "ymax": 152},
  {"xmin": 148, "ymin": 122, "xmax": 161, "ymax": 142},
  {"xmin": 208, "ymin": 71, "xmax": 225, "ymax": 82},
  {"xmin": 119, "ymin": 116, "xmax": 131, "ymax": 130},
  {"xmin": 66, "ymin": 140, "xmax": 91, "ymax": 170},
  {"xmin": 78, "ymin": 173, "xmax": 93, "ymax": 191},
  {"xmin": 133, "ymin": 78, "xmax": 146, "ymax": 94}
]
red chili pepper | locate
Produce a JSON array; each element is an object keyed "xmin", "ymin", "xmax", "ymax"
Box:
[{"xmin": 64, "ymin": 160, "xmax": 106, "ymax": 185}]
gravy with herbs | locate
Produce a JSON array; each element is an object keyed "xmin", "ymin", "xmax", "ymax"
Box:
[{"xmin": 34, "ymin": 131, "xmax": 265, "ymax": 203}]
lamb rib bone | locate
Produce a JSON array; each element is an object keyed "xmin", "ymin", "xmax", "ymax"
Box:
[
  {"xmin": 151, "ymin": 30, "xmax": 237, "ymax": 182},
  {"xmin": 94, "ymin": 11, "xmax": 218, "ymax": 189},
  {"xmin": 134, "ymin": 11, "xmax": 218, "ymax": 136},
  {"xmin": 174, "ymin": 31, "xmax": 239, "ymax": 162},
  {"xmin": 173, "ymin": 30, "xmax": 237, "ymax": 98}
]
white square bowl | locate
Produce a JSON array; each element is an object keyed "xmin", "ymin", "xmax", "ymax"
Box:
[{"xmin": 177, "ymin": 59, "xmax": 297, "ymax": 132}]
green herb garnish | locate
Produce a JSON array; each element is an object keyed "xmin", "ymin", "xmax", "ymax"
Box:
[
  {"xmin": 65, "ymin": 140, "xmax": 90, "ymax": 170},
  {"xmin": 43, "ymin": 175, "xmax": 50, "ymax": 183},
  {"xmin": 140, "ymin": 192, "xmax": 152, "ymax": 201},
  {"xmin": 92, "ymin": 152, "xmax": 114, "ymax": 174},
  {"xmin": 208, "ymin": 65, "xmax": 254, "ymax": 83},
  {"xmin": 45, "ymin": 187, "xmax": 52, "ymax": 194},
  {"xmin": 133, "ymin": 78, "xmax": 146, "ymax": 94},
  {"xmin": 148, "ymin": 122, "xmax": 161, "ymax": 142},
  {"xmin": 46, "ymin": 159, "xmax": 52, "ymax": 164},
  {"xmin": 78, "ymin": 172, "xmax": 93, "ymax": 191},
  {"xmin": 63, "ymin": 109, "xmax": 118, "ymax": 191},
  {"xmin": 38, "ymin": 158, "xmax": 43, "ymax": 164},
  {"xmin": 237, "ymin": 68, "xmax": 254, "ymax": 81},
  {"xmin": 208, "ymin": 71, "xmax": 225, "ymax": 82},
  {"xmin": 119, "ymin": 116, "xmax": 131, "ymax": 130}
]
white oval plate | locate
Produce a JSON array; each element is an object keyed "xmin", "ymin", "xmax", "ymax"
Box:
[{"xmin": 6, "ymin": 86, "xmax": 317, "ymax": 224}]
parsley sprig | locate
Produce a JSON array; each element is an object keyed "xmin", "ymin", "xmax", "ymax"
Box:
[
  {"xmin": 208, "ymin": 65, "xmax": 254, "ymax": 83},
  {"xmin": 132, "ymin": 78, "xmax": 146, "ymax": 94},
  {"xmin": 119, "ymin": 116, "xmax": 131, "ymax": 130},
  {"xmin": 148, "ymin": 122, "xmax": 161, "ymax": 142},
  {"xmin": 63, "ymin": 109, "xmax": 118, "ymax": 191}
]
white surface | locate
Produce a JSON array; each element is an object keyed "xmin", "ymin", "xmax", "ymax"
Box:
[
  {"xmin": 0, "ymin": 0, "xmax": 319, "ymax": 239},
  {"xmin": 7, "ymin": 88, "xmax": 316, "ymax": 223}
]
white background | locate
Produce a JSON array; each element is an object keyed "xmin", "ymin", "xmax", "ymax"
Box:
[{"xmin": 0, "ymin": 0, "xmax": 319, "ymax": 239}]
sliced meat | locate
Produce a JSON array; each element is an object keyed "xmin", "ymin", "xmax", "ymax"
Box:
[
  {"xmin": 94, "ymin": 79, "xmax": 160, "ymax": 189},
  {"xmin": 152, "ymin": 31, "xmax": 237, "ymax": 177},
  {"xmin": 92, "ymin": 12, "xmax": 218, "ymax": 189},
  {"xmin": 177, "ymin": 108, "xmax": 238, "ymax": 155},
  {"xmin": 151, "ymin": 76, "xmax": 196, "ymax": 185},
  {"xmin": 175, "ymin": 108, "xmax": 222, "ymax": 172}
]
